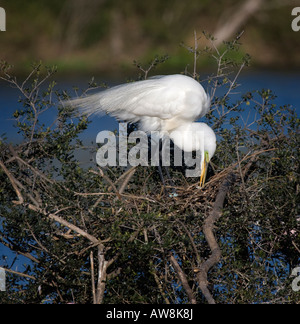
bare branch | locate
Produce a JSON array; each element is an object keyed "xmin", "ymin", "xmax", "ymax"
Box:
[
  {"xmin": 27, "ymin": 204, "xmax": 101, "ymax": 246},
  {"xmin": 96, "ymin": 246, "xmax": 108, "ymax": 304},
  {"xmin": 7, "ymin": 145, "xmax": 54, "ymax": 185},
  {"xmin": 74, "ymin": 191, "xmax": 157, "ymax": 203},
  {"xmin": 118, "ymin": 167, "xmax": 137, "ymax": 195},
  {"xmin": 197, "ymin": 173, "xmax": 235, "ymax": 304},
  {"xmin": 0, "ymin": 160, "xmax": 24, "ymax": 205},
  {"xmin": 170, "ymin": 254, "xmax": 197, "ymax": 304},
  {"xmin": 1, "ymin": 267, "xmax": 35, "ymax": 281},
  {"xmin": 0, "ymin": 235, "xmax": 39, "ymax": 264},
  {"xmin": 214, "ymin": 0, "xmax": 263, "ymax": 47},
  {"xmin": 90, "ymin": 250, "xmax": 97, "ymax": 304}
]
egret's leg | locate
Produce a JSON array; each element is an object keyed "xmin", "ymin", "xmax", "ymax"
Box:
[
  {"xmin": 157, "ymin": 139, "xmax": 168, "ymax": 195},
  {"xmin": 164, "ymin": 166, "xmax": 175, "ymax": 187},
  {"xmin": 157, "ymin": 164, "xmax": 166, "ymax": 187},
  {"xmin": 158, "ymin": 139, "xmax": 177, "ymax": 197}
]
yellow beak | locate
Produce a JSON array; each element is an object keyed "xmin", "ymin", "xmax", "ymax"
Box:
[{"xmin": 199, "ymin": 151, "xmax": 209, "ymax": 188}]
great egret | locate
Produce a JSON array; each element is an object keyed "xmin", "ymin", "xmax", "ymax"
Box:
[{"xmin": 66, "ymin": 74, "xmax": 216, "ymax": 187}]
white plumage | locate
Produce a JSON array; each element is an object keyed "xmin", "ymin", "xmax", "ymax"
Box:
[{"xmin": 66, "ymin": 74, "xmax": 216, "ymax": 186}]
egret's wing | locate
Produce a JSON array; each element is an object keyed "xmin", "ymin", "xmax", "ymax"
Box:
[
  {"xmin": 129, "ymin": 83, "xmax": 187, "ymax": 119},
  {"xmin": 64, "ymin": 78, "xmax": 181, "ymax": 120},
  {"xmin": 135, "ymin": 75, "xmax": 211, "ymax": 120},
  {"xmin": 64, "ymin": 75, "xmax": 210, "ymax": 123}
]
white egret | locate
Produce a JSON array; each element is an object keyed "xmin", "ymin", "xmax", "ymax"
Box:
[{"xmin": 66, "ymin": 74, "xmax": 216, "ymax": 187}]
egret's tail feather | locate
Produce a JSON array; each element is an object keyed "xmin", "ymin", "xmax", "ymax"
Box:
[
  {"xmin": 62, "ymin": 80, "xmax": 161, "ymax": 121},
  {"xmin": 63, "ymin": 93, "xmax": 107, "ymax": 117}
]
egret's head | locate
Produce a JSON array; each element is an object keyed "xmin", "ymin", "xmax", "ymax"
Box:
[
  {"xmin": 197, "ymin": 123, "xmax": 216, "ymax": 188},
  {"xmin": 169, "ymin": 122, "xmax": 216, "ymax": 187}
]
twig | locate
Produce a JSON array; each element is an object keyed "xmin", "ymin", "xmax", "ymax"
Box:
[
  {"xmin": 118, "ymin": 167, "xmax": 136, "ymax": 195},
  {"xmin": 235, "ymin": 140, "xmax": 250, "ymax": 205},
  {"xmin": 89, "ymin": 168, "xmax": 122, "ymax": 200},
  {"xmin": 90, "ymin": 250, "xmax": 97, "ymax": 304},
  {"xmin": 193, "ymin": 30, "xmax": 198, "ymax": 79},
  {"xmin": 96, "ymin": 246, "xmax": 108, "ymax": 304},
  {"xmin": 74, "ymin": 191, "xmax": 157, "ymax": 203},
  {"xmin": 169, "ymin": 254, "xmax": 197, "ymax": 304},
  {"xmin": 7, "ymin": 145, "xmax": 54, "ymax": 184},
  {"xmin": 176, "ymin": 220, "xmax": 202, "ymax": 265},
  {"xmin": 0, "ymin": 160, "xmax": 24, "ymax": 205},
  {"xmin": 1, "ymin": 267, "xmax": 35, "ymax": 280},
  {"xmin": 90, "ymin": 166, "xmax": 137, "ymax": 210},
  {"xmin": 292, "ymin": 240, "xmax": 300, "ymax": 254},
  {"xmin": 150, "ymin": 261, "xmax": 170, "ymax": 304},
  {"xmin": 0, "ymin": 236, "xmax": 39, "ymax": 264},
  {"xmin": 27, "ymin": 204, "xmax": 102, "ymax": 246}
]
